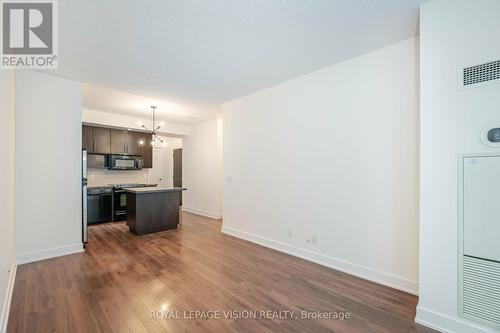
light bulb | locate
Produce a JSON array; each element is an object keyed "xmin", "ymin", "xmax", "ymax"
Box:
[
  {"xmin": 161, "ymin": 141, "xmax": 167, "ymax": 147},
  {"xmin": 139, "ymin": 140, "xmax": 145, "ymax": 145},
  {"xmin": 150, "ymin": 140, "xmax": 155, "ymax": 146},
  {"xmin": 138, "ymin": 121, "xmax": 143, "ymax": 127},
  {"xmin": 158, "ymin": 121, "xmax": 165, "ymax": 128}
]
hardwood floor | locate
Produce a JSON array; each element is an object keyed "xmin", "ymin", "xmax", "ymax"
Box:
[{"xmin": 8, "ymin": 212, "xmax": 436, "ymax": 333}]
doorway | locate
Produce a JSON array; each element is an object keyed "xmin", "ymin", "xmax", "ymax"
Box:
[
  {"xmin": 173, "ymin": 148, "xmax": 182, "ymax": 205},
  {"xmin": 151, "ymin": 146, "xmax": 167, "ymax": 187}
]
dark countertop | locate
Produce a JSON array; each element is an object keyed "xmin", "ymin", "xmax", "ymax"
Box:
[{"xmin": 124, "ymin": 187, "xmax": 187, "ymax": 194}]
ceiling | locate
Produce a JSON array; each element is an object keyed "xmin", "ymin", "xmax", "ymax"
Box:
[
  {"xmin": 57, "ymin": 0, "xmax": 428, "ymax": 124},
  {"xmin": 82, "ymin": 84, "xmax": 219, "ymax": 124}
]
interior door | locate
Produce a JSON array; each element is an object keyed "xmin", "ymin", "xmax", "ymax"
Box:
[
  {"xmin": 173, "ymin": 148, "xmax": 182, "ymax": 205},
  {"xmin": 150, "ymin": 146, "xmax": 166, "ymax": 187}
]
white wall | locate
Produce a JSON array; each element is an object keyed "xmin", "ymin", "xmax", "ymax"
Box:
[
  {"xmin": 222, "ymin": 38, "xmax": 420, "ymax": 293},
  {"xmin": 0, "ymin": 70, "xmax": 16, "ymax": 332},
  {"xmin": 182, "ymin": 118, "xmax": 223, "ymax": 219},
  {"xmin": 417, "ymin": 1, "xmax": 500, "ymax": 332},
  {"xmin": 82, "ymin": 108, "xmax": 191, "ymax": 137},
  {"xmin": 15, "ymin": 71, "xmax": 83, "ymax": 264}
]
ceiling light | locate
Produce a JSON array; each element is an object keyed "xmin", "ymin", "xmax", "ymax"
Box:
[{"xmin": 141, "ymin": 106, "xmax": 165, "ymax": 145}]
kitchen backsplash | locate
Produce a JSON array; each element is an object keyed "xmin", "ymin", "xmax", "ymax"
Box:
[{"xmin": 88, "ymin": 168, "xmax": 151, "ymax": 187}]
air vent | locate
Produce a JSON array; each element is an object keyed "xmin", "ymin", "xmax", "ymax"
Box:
[
  {"xmin": 462, "ymin": 60, "xmax": 500, "ymax": 87},
  {"xmin": 462, "ymin": 256, "xmax": 500, "ymax": 327}
]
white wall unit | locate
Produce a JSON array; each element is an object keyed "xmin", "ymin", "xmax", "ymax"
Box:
[
  {"xmin": 222, "ymin": 37, "xmax": 420, "ymax": 294},
  {"xmin": 15, "ymin": 71, "xmax": 83, "ymax": 264},
  {"xmin": 458, "ymin": 154, "xmax": 500, "ymax": 329},
  {"xmin": 417, "ymin": 1, "xmax": 500, "ymax": 332},
  {"xmin": 182, "ymin": 118, "xmax": 223, "ymax": 219},
  {"xmin": 463, "ymin": 156, "xmax": 500, "ymax": 262},
  {"xmin": 0, "ymin": 70, "xmax": 16, "ymax": 333}
]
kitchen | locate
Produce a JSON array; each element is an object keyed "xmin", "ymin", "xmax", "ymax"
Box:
[{"xmin": 82, "ymin": 104, "xmax": 186, "ymax": 244}]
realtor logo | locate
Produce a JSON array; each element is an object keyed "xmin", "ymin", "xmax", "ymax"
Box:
[{"xmin": 1, "ymin": 0, "xmax": 58, "ymax": 68}]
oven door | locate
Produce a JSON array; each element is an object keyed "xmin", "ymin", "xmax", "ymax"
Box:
[
  {"xmin": 109, "ymin": 155, "xmax": 143, "ymax": 170},
  {"xmin": 113, "ymin": 190, "xmax": 128, "ymax": 221}
]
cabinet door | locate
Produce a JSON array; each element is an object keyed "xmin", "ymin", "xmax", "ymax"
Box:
[
  {"xmin": 140, "ymin": 134, "xmax": 153, "ymax": 168},
  {"xmin": 82, "ymin": 125, "xmax": 94, "ymax": 152},
  {"xmin": 110, "ymin": 129, "xmax": 127, "ymax": 154},
  {"xmin": 126, "ymin": 131, "xmax": 143, "ymax": 156},
  {"xmin": 93, "ymin": 127, "xmax": 111, "ymax": 154}
]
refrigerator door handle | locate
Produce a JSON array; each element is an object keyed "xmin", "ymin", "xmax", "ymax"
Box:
[
  {"xmin": 82, "ymin": 184, "xmax": 88, "ymax": 244},
  {"xmin": 82, "ymin": 149, "xmax": 88, "ymax": 246}
]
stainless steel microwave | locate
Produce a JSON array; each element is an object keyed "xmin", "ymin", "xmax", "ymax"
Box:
[{"xmin": 109, "ymin": 154, "xmax": 143, "ymax": 170}]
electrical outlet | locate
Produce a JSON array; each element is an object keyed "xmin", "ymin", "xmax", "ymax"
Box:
[
  {"xmin": 288, "ymin": 229, "xmax": 293, "ymax": 238},
  {"xmin": 225, "ymin": 176, "xmax": 232, "ymax": 183},
  {"xmin": 311, "ymin": 235, "xmax": 317, "ymax": 244}
]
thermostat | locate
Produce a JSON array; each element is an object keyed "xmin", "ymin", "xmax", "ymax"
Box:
[
  {"xmin": 481, "ymin": 126, "xmax": 500, "ymax": 147},
  {"xmin": 487, "ymin": 128, "xmax": 500, "ymax": 142}
]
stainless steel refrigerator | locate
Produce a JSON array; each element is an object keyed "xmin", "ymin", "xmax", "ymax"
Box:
[{"xmin": 82, "ymin": 149, "xmax": 88, "ymax": 246}]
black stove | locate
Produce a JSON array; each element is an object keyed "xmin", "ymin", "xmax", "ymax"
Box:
[{"xmin": 111, "ymin": 184, "xmax": 157, "ymax": 221}]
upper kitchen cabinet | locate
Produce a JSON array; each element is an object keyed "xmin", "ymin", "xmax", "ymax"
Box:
[
  {"xmin": 127, "ymin": 131, "xmax": 144, "ymax": 156},
  {"xmin": 110, "ymin": 129, "xmax": 146, "ymax": 156},
  {"xmin": 82, "ymin": 125, "xmax": 111, "ymax": 154},
  {"xmin": 139, "ymin": 133, "xmax": 153, "ymax": 168},
  {"xmin": 110, "ymin": 129, "xmax": 128, "ymax": 154},
  {"xmin": 84, "ymin": 125, "xmax": 153, "ymax": 168},
  {"xmin": 82, "ymin": 125, "xmax": 93, "ymax": 152}
]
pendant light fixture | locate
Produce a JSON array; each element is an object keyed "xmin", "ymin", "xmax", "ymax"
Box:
[{"xmin": 138, "ymin": 106, "xmax": 166, "ymax": 146}]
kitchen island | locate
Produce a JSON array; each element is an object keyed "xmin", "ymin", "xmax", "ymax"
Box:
[{"xmin": 124, "ymin": 187, "xmax": 186, "ymax": 235}]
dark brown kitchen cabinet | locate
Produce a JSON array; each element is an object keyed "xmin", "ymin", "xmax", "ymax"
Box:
[
  {"xmin": 127, "ymin": 131, "xmax": 143, "ymax": 156},
  {"xmin": 84, "ymin": 125, "xmax": 153, "ymax": 168},
  {"xmin": 93, "ymin": 127, "xmax": 111, "ymax": 154},
  {"xmin": 82, "ymin": 125, "xmax": 111, "ymax": 154},
  {"xmin": 110, "ymin": 129, "xmax": 147, "ymax": 156},
  {"xmin": 82, "ymin": 125, "xmax": 93, "ymax": 152},
  {"xmin": 139, "ymin": 133, "xmax": 153, "ymax": 168},
  {"xmin": 110, "ymin": 129, "xmax": 128, "ymax": 154}
]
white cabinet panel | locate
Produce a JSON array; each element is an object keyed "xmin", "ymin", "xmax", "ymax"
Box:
[{"xmin": 464, "ymin": 156, "xmax": 500, "ymax": 262}]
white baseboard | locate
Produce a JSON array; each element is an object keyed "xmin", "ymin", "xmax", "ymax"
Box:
[
  {"xmin": 416, "ymin": 306, "xmax": 498, "ymax": 333},
  {"xmin": 221, "ymin": 225, "xmax": 418, "ymax": 295},
  {"xmin": 1, "ymin": 261, "xmax": 16, "ymax": 333},
  {"xmin": 182, "ymin": 206, "xmax": 222, "ymax": 220},
  {"xmin": 15, "ymin": 243, "xmax": 83, "ymax": 265}
]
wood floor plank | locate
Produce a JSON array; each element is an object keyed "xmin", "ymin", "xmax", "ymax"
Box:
[{"xmin": 7, "ymin": 212, "xmax": 436, "ymax": 333}]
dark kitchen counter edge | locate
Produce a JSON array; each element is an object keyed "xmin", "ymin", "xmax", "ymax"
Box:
[{"xmin": 123, "ymin": 187, "xmax": 187, "ymax": 194}]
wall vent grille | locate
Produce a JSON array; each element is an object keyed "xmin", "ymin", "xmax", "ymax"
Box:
[
  {"xmin": 463, "ymin": 60, "xmax": 500, "ymax": 86},
  {"xmin": 462, "ymin": 255, "xmax": 500, "ymax": 326}
]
